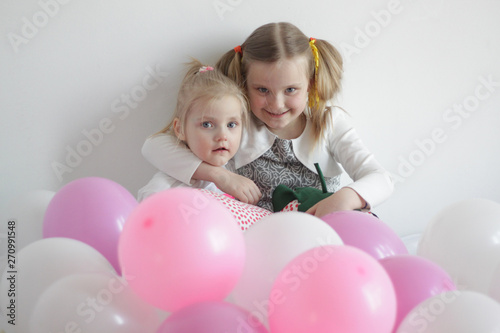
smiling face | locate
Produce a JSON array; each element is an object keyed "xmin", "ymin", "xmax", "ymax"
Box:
[
  {"xmin": 174, "ymin": 95, "xmax": 243, "ymax": 167},
  {"xmin": 246, "ymin": 56, "xmax": 310, "ymax": 139}
]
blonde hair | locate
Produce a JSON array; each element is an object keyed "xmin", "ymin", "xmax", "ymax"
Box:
[
  {"xmin": 157, "ymin": 59, "xmax": 248, "ymax": 137},
  {"xmin": 216, "ymin": 22, "xmax": 343, "ymax": 143}
]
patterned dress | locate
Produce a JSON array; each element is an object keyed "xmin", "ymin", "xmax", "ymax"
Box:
[
  {"xmin": 199, "ymin": 189, "xmax": 272, "ymax": 231},
  {"xmin": 237, "ymin": 137, "xmax": 341, "ymax": 212}
]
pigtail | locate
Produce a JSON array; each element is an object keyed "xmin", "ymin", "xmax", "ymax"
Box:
[
  {"xmin": 315, "ymin": 39, "xmax": 343, "ymax": 101},
  {"xmin": 215, "ymin": 48, "xmax": 245, "ymax": 88},
  {"xmin": 184, "ymin": 58, "xmax": 206, "ymax": 79},
  {"xmin": 308, "ymin": 38, "xmax": 344, "ymax": 143}
]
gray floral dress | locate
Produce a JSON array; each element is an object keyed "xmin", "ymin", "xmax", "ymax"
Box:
[{"xmin": 237, "ymin": 137, "xmax": 341, "ymax": 211}]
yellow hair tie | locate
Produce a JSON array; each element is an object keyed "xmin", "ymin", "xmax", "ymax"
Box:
[{"xmin": 309, "ymin": 37, "xmax": 320, "ymax": 108}]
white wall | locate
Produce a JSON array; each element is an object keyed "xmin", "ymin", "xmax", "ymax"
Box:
[{"xmin": 1, "ymin": 0, "xmax": 499, "ymax": 237}]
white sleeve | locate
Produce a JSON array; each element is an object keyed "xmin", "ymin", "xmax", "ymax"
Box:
[
  {"xmin": 329, "ymin": 111, "xmax": 394, "ymax": 208},
  {"xmin": 141, "ymin": 133, "xmax": 202, "ymax": 185}
]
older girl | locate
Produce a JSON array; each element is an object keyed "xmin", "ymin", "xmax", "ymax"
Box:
[{"xmin": 142, "ymin": 23, "xmax": 393, "ymax": 217}]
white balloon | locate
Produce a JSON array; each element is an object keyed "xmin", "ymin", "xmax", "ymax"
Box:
[
  {"xmin": 417, "ymin": 198, "xmax": 500, "ymax": 292},
  {"xmin": 0, "ymin": 238, "xmax": 114, "ymax": 333},
  {"xmin": 396, "ymin": 291, "xmax": 500, "ymax": 333},
  {"xmin": 489, "ymin": 262, "xmax": 500, "ymax": 303},
  {"xmin": 29, "ymin": 272, "xmax": 160, "ymax": 333},
  {"xmin": 230, "ymin": 211, "xmax": 343, "ymax": 327}
]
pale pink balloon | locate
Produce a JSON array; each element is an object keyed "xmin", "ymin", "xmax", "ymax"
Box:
[
  {"xmin": 118, "ymin": 188, "xmax": 245, "ymax": 312},
  {"xmin": 269, "ymin": 245, "xmax": 396, "ymax": 333}
]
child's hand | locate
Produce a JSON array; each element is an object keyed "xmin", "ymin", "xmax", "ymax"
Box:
[
  {"xmin": 306, "ymin": 187, "xmax": 366, "ymax": 217},
  {"xmin": 194, "ymin": 162, "xmax": 262, "ymax": 204},
  {"xmin": 211, "ymin": 168, "xmax": 262, "ymax": 205}
]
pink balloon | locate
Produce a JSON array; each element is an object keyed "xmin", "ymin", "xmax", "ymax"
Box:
[
  {"xmin": 321, "ymin": 211, "xmax": 408, "ymax": 260},
  {"xmin": 43, "ymin": 177, "xmax": 137, "ymax": 273},
  {"xmin": 379, "ymin": 254, "xmax": 456, "ymax": 332},
  {"xmin": 156, "ymin": 301, "xmax": 268, "ymax": 333},
  {"xmin": 118, "ymin": 188, "xmax": 245, "ymax": 312},
  {"xmin": 269, "ymin": 245, "xmax": 396, "ymax": 333}
]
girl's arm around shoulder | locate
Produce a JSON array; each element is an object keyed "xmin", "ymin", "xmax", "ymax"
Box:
[
  {"xmin": 195, "ymin": 163, "xmax": 262, "ymax": 205},
  {"xmin": 142, "ymin": 133, "xmax": 262, "ymax": 204},
  {"xmin": 142, "ymin": 133, "xmax": 202, "ymax": 185}
]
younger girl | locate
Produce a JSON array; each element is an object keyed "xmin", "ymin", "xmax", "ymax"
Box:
[
  {"xmin": 138, "ymin": 59, "xmax": 271, "ymax": 229},
  {"xmin": 142, "ymin": 23, "xmax": 393, "ymax": 217}
]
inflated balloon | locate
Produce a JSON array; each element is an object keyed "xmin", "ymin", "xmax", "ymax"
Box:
[
  {"xmin": 230, "ymin": 212, "xmax": 343, "ymax": 326},
  {"xmin": 156, "ymin": 301, "xmax": 268, "ymax": 333},
  {"xmin": 29, "ymin": 272, "xmax": 160, "ymax": 333},
  {"xmin": 321, "ymin": 210, "xmax": 408, "ymax": 260},
  {"xmin": 418, "ymin": 198, "xmax": 500, "ymax": 292},
  {"xmin": 379, "ymin": 254, "xmax": 456, "ymax": 332},
  {"xmin": 43, "ymin": 177, "xmax": 137, "ymax": 273},
  {"xmin": 0, "ymin": 238, "xmax": 114, "ymax": 333},
  {"xmin": 489, "ymin": 262, "xmax": 500, "ymax": 303},
  {"xmin": 396, "ymin": 291, "xmax": 500, "ymax": 333},
  {"xmin": 118, "ymin": 188, "xmax": 245, "ymax": 312},
  {"xmin": 269, "ymin": 245, "xmax": 396, "ymax": 333}
]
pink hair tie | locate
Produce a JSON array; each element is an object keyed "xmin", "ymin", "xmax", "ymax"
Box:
[{"xmin": 199, "ymin": 66, "xmax": 214, "ymax": 73}]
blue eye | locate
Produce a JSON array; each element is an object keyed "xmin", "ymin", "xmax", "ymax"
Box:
[
  {"xmin": 258, "ymin": 87, "xmax": 269, "ymax": 93},
  {"xmin": 227, "ymin": 122, "xmax": 238, "ymax": 128},
  {"xmin": 201, "ymin": 121, "xmax": 213, "ymax": 128},
  {"xmin": 286, "ymin": 87, "xmax": 296, "ymax": 93}
]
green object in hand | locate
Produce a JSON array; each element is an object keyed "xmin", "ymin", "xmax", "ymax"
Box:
[{"xmin": 272, "ymin": 163, "xmax": 333, "ymax": 212}]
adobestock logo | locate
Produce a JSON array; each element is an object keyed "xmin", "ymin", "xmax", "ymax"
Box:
[
  {"xmin": 7, "ymin": 0, "xmax": 73, "ymax": 53},
  {"xmin": 178, "ymin": 190, "xmax": 211, "ymax": 224},
  {"xmin": 51, "ymin": 65, "xmax": 168, "ymax": 182},
  {"xmin": 75, "ymin": 275, "xmax": 133, "ymax": 325},
  {"xmin": 213, "ymin": 0, "xmax": 243, "ymax": 20},
  {"xmin": 400, "ymin": 290, "xmax": 461, "ymax": 333},
  {"xmin": 31, "ymin": 274, "xmax": 136, "ymax": 333},
  {"xmin": 340, "ymin": 0, "xmax": 403, "ymax": 64},
  {"xmin": 392, "ymin": 75, "xmax": 498, "ymax": 184}
]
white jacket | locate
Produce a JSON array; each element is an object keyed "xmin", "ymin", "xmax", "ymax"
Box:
[{"xmin": 141, "ymin": 108, "xmax": 393, "ymax": 207}]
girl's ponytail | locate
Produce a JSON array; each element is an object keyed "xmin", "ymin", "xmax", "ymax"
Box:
[
  {"xmin": 314, "ymin": 38, "xmax": 343, "ymax": 102},
  {"xmin": 307, "ymin": 37, "xmax": 344, "ymax": 142},
  {"xmin": 216, "ymin": 47, "xmax": 245, "ymax": 88}
]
